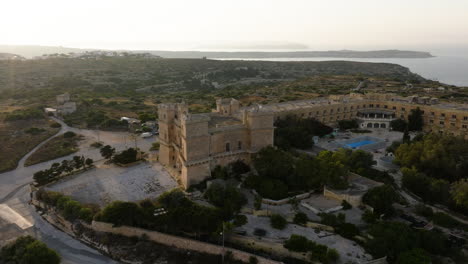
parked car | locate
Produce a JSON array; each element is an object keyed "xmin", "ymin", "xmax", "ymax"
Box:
[{"xmin": 141, "ymin": 132, "xmax": 152, "ymax": 138}]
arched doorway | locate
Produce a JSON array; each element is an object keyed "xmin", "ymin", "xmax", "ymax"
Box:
[
  {"xmin": 367, "ymin": 123, "xmax": 372, "ymax": 128},
  {"xmin": 373, "ymin": 123, "xmax": 379, "ymax": 128},
  {"xmin": 380, "ymin": 123, "xmax": 386, "ymax": 128}
]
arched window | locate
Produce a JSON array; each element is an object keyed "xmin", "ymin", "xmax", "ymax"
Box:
[
  {"xmin": 238, "ymin": 141, "xmax": 242, "ymax": 150},
  {"xmin": 225, "ymin": 142, "xmax": 230, "ymax": 152}
]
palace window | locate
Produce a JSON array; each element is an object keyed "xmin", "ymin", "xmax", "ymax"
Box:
[
  {"xmin": 440, "ymin": 121, "xmax": 445, "ymax": 125},
  {"xmin": 384, "ymin": 105, "xmax": 388, "ymax": 109},
  {"xmin": 452, "ymin": 115, "xmax": 457, "ymax": 119},
  {"xmin": 401, "ymin": 107, "xmax": 406, "ymax": 111},
  {"xmin": 225, "ymin": 142, "xmax": 230, "ymax": 152},
  {"xmin": 392, "ymin": 106, "xmax": 397, "ymax": 110},
  {"xmin": 463, "ymin": 125, "xmax": 467, "ymax": 129},
  {"xmin": 441, "ymin": 113, "xmax": 446, "ymax": 117},
  {"xmin": 429, "ymin": 120, "xmax": 434, "ymax": 124},
  {"xmin": 238, "ymin": 141, "xmax": 242, "ymax": 150},
  {"xmin": 464, "ymin": 116, "xmax": 468, "ymax": 120},
  {"xmin": 376, "ymin": 104, "xmax": 380, "ymax": 108}
]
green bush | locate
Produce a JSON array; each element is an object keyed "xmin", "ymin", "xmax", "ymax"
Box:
[
  {"xmin": 63, "ymin": 131, "xmax": 76, "ymax": 138},
  {"xmin": 283, "ymin": 234, "xmax": 311, "ymax": 252},
  {"xmin": 233, "ymin": 215, "xmax": 248, "ymax": 227},
  {"xmin": 293, "ymin": 212, "xmax": 308, "ymax": 225},
  {"xmin": 0, "ymin": 236, "xmax": 60, "ymax": 264},
  {"xmin": 270, "ymin": 214, "xmax": 287, "ymax": 230},
  {"xmin": 341, "ymin": 200, "xmax": 352, "ymax": 210}
]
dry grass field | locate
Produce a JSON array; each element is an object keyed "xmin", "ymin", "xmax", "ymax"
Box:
[
  {"xmin": 0, "ymin": 119, "xmax": 60, "ymax": 172},
  {"xmin": 24, "ymin": 133, "xmax": 82, "ymax": 166}
]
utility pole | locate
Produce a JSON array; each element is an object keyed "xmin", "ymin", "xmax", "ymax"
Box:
[{"xmin": 221, "ymin": 222, "xmax": 225, "ymax": 264}]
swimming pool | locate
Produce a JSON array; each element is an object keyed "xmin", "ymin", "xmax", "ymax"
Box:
[{"xmin": 345, "ymin": 140, "xmax": 375, "ymax": 148}]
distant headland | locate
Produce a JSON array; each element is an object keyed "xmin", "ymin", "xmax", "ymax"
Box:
[
  {"xmin": 144, "ymin": 49, "xmax": 434, "ymax": 59},
  {"xmin": 0, "ymin": 45, "xmax": 433, "ymax": 59}
]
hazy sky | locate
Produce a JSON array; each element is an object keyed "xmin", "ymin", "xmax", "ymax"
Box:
[{"xmin": 2, "ymin": 0, "xmax": 468, "ymax": 51}]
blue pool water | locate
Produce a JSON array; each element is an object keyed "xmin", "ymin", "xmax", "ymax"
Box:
[{"xmin": 346, "ymin": 140, "xmax": 375, "ymax": 148}]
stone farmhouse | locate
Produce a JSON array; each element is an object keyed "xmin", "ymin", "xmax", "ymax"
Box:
[{"xmin": 158, "ymin": 93, "xmax": 468, "ymax": 188}]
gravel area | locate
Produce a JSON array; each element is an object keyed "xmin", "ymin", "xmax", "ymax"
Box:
[{"xmin": 46, "ymin": 162, "xmax": 177, "ymax": 206}]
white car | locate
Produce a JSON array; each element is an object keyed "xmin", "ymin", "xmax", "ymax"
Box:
[{"xmin": 141, "ymin": 132, "xmax": 152, "ymax": 138}]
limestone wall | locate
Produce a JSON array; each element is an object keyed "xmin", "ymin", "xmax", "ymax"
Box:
[{"xmin": 91, "ymin": 221, "xmax": 282, "ymax": 264}]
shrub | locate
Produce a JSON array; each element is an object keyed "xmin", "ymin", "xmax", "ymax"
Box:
[
  {"xmin": 341, "ymin": 200, "xmax": 352, "ymax": 210},
  {"xmin": 50, "ymin": 122, "xmax": 62, "ymax": 128},
  {"xmin": 63, "ymin": 131, "xmax": 76, "ymax": 138},
  {"xmin": 270, "ymin": 214, "xmax": 287, "ymax": 230},
  {"xmin": 283, "ymin": 234, "xmax": 311, "ymax": 252},
  {"xmin": 233, "ymin": 215, "xmax": 248, "ymax": 227},
  {"xmin": 293, "ymin": 212, "xmax": 308, "ymax": 225}
]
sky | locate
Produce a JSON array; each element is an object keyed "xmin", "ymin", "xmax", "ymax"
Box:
[{"xmin": 2, "ymin": 0, "xmax": 468, "ymax": 53}]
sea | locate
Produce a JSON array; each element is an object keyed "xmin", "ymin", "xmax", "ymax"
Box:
[{"xmin": 214, "ymin": 56, "xmax": 468, "ymax": 87}]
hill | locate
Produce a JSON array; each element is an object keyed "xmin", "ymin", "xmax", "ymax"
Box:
[{"xmin": 0, "ymin": 52, "xmax": 25, "ymax": 60}]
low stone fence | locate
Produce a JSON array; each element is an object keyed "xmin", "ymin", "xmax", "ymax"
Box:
[{"xmin": 90, "ymin": 221, "xmax": 282, "ymax": 264}]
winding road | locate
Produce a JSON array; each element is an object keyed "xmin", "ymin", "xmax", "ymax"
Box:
[{"xmin": 0, "ymin": 117, "xmax": 154, "ymax": 263}]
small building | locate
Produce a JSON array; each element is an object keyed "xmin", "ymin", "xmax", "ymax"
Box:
[
  {"xmin": 56, "ymin": 93, "xmax": 71, "ymax": 104},
  {"xmin": 44, "ymin": 107, "xmax": 57, "ymax": 116},
  {"xmin": 58, "ymin": 102, "xmax": 77, "ymax": 115}
]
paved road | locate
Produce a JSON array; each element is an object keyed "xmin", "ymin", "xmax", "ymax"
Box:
[{"xmin": 0, "ymin": 118, "xmax": 155, "ymax": 263}]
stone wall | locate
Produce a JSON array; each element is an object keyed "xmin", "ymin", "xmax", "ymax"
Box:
[{"xmin": 91, "ymin": 221, "xmax": 282, "ymax": 264}]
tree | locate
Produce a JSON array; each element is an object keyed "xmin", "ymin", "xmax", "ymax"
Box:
[
  {"xmin": 204, "ymin": 183, "xmax": 247, "ymax": 219},
  {"xmin": 233, "ymin": 214, "xmax": 248, "ymax": 227},
  {"xmin": 97, "ymin": 201, "xmax": 144, "ymax": 227},
  {"xmin": 112, "ymin": 148, "xmax": 138, "ymax": 164},
  {"xmin": 338, "ymin": 119, "xmax": 359, "ymax": 130},
  {"xmin": 362, "ymin": 209, "xmax": 378, "ymax": 224},
  {"xmin": 451, "ymin": 180, "xmax": 468, "ymax": 209},
  {"xmin": 390, "ymin": 119, "xmax": 408, "ymax": 132},
  {"xmin": 100, "ymin": 145, "xmax": 115, "ymax": 160},
  {"xmin": 85, "ymin": 158, "xmax": 94, "ymax": 168},
  {"xmin": 0, "ymin": 236, "xmax": 60, "ymax": 264},
  {"xmin": 270, "ymin": 214, "xmax": 287, "ymax": 230},
  {"xmin": 407, "ymin": 108, "xmax": 424, "ymax": 131},
  {"xmin": 402, "ymin": 129, "xmax": 410, "ymax": 143},
  {"xmin": 362, "ymin": 185, "xmax": 399, "ymax": 216},
  {"xmin": 72, "ymin": 155, "xmax": 84, "ymax": 170}
]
